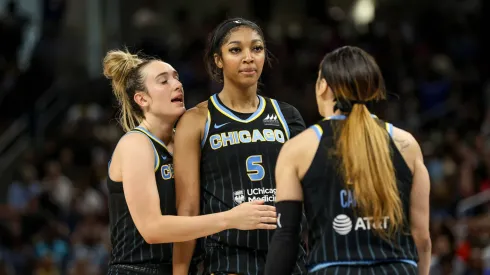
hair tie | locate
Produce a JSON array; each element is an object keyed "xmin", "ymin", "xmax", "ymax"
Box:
[{"xmin": 334, "ymin": 99, "xmax": 366, "ymax": 113}]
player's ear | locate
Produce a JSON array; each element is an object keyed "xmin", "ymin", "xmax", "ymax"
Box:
[
  {"xmin": 315, "ymin": 71, "xmax": 328, "ymax": 99},
  {"xmin": 134, "ymin": 91, "xmax": 150, "ymax": 108},
  {"xmin": 214, "ymin": 53, "xmax": 223, "ymax": 69}
]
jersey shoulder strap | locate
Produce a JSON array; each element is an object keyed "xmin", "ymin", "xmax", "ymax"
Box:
[{"xmin": 267, "ymin": 97, "xmax": 291, "ymax": 140}]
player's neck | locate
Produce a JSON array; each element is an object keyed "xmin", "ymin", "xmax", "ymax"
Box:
[
  {"xmin": 139, "ymin": 117, "xmax": 175, "ymax": 146},
  {"xmin": 219, "ymin": 83, "xmax": 259, "ymax": 113},
  {"xmin": 322, "ymin": 107, "xmax": 343, "ymax": 118}
]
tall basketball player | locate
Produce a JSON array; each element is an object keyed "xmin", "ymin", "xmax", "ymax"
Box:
[
  {"xmin": 264, "ymin": 46, "xmax": 431, "ymax": 275},
  {"xmin": 103, "ymin": 49, "xmax": 277, "ymax": 275},
  {"xmin": 172, "ymin": 18, "xmax": 308, "ymax": 275}
]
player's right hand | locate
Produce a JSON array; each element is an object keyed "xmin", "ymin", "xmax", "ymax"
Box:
[{"xmin": 226, "ymin": 200, "xmax": 277, "ymax": 230}]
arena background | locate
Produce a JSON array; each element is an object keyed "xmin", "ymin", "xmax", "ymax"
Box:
[{"xmin": 0, "ymin": 0, "xmax": 489, "ymax": 274}]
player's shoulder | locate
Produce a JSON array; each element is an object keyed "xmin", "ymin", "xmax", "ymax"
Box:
[
  {"xmin": 391, "ymin": 125, "xmax": 419, "ymax": 148},
  {"xmin": 195, "ymin": 100, "xmax": 209, "ymax": 110},
  {"xmin": 188, "ymin": 100, "xmax": 209, "ymax": 116},
  {"xmin": 277, "ymin": 126, "xmax": 321, "ymax": 179},
  {"xmin": 280, "ymin": 126, "xmax": 319, "ymax": 157},
  {"xmin": 390, "ymin": 124, "xmax": 422, "ymax": 169},
  {"xmin": 119, "ymin": 130, "xmax": 149, "ymax": 144},
  {"xmin": 115, "ymin": 130, "xmax": 154, "ymax": 155},
  {"xmin": 175, "ymin": 100, "xmax": 209, "ymax": 138},
  {"xmin": 268, "ymin": 98, "xmax": 304, "ymax": 123},
  {"xmin": 269, "ymin": 98, "xmax": 299, "ymax": 113},
  {"xmin": 179, "ymin": 100, "xmax": 209, "ymax": 124}
]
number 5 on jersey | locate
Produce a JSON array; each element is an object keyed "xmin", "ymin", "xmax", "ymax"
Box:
[{"xmin": 246, "ymin": 155, "xmax": 265, "ymax": 181}]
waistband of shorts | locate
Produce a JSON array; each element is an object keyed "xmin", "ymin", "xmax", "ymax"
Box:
[
  {"xmin": 110, "ymin": 263, "xmax": 171, "ymax": 274},
  {"xmin": 309, "ymin": 259, "xmax": 418, "ymax": 273},
  {"xmin": 206, "ymin": 237, "xmax": 268, "ymax": 253}
]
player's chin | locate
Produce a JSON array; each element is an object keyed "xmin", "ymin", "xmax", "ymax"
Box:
[{"xmin": 236, "ymin": 77, "xmax": 260, "ymax": 88}]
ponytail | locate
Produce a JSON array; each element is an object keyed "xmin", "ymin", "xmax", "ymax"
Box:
[
  {"xmin": 118, "ymin": 91, "xmax": 141, "ymax": 133},
  {"xmin": 337, "ymin": 104, "xmax": 404, "ymax": 239},
  {"xmin": 103, "ymin": 49, "xmax": 148, "ymax": 132}
]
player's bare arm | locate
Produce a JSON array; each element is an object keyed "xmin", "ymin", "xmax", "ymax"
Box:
[
  {"xmin": 392, "ymin": 127, "xmax": 431, "ymax": 275},
  {"xmin": 173, "ymin": 101, "xmax": 208, "ymax": 275}
]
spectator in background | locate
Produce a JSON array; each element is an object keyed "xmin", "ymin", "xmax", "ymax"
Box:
[
  {"xmin": 7, "ymin": 164, "xmax": 41, "ymax": 213},
  {"xmin": 33, "ymin": 254, "xmax": 60, "ymax": 275},
  {"xmin": 72, "ymin": 174, "xmax": 104, "ymax": 217},
  {"xmin": 42, "ymin": 161, "xmax": 74, "ymax": 214},
  {"xmin": 430, "ymin": 224, "xmax": 457, "ymax": 273},
  {"xmin": 69, "ymin": 216, "xmax": 108, "ymax": 274},
  {"xmin": 33, "ymin": 223, "xmax": 69, "ymax": 271}
]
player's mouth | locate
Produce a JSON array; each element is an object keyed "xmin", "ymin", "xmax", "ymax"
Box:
[
  {"xmin": 239, "ymin": 68, "xmax": 257, "ymax": 76},
  {"xmin": 171, "ymin": 93, "xmax": 184, "ymax": 105}
]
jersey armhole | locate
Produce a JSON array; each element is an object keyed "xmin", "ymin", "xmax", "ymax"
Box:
[
  {"xmin": 384, "ymin": 122, "xmax": 394, "ymax": 138},
  {"xmin": 129, "ymin": 130, "xmax": 160, "ymax": 172},
  {"xmin": 310, "ymin": 124, "xmax": 323, "ymax": 140},
  {"xmin": 107, "ymin": 130, "xmax": 160, "ymax": 178},
  {"xmin": 201, "ymin": 110, "xmax": 211, "ymax": 148},
  {"xmin": 270, "ymin": 99, "xmax": 291, "ymax": 140}
]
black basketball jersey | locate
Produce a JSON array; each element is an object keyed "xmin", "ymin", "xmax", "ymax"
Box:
[
  {"xmin": 302, "ymin": 115, "xmax": 418, "ymax": 272},
  {"xmin": 200, "ymin": 94, "xmax": 292, "ymax": 250},
  {"xmin": 107, "ymin": 126, "xmax": 176, "ymax": 266}
]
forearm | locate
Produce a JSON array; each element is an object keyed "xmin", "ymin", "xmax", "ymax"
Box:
[
  {"xmin": 265, "ymin": 201, "xmax": 302, "ymax": 275},
  {"xmin": 172, "ymin": 204, "xmax": 201, "ymax": 274},
  {"xmin": 414, "ymin": 237, "xmax": 431, "ymax": 275},
  {"xmin": 266, "ymin": 232, "xmax": 299, "ymax": 275},
  {"xmin": 147, "ymin": 213, "xmax": 228, "ymax": 244},
  {"xmin": 417, "ymin": 250, "xmax": 431, "ymax": 275}
]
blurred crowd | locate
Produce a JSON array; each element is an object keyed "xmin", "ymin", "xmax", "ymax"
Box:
[
  {"xmin": 0, "ymin": 0, "xmax": 62, "ymax": 130},
  {"xmin": 1, "ymin": 0, "xmax": 490, "ymax": 274}
]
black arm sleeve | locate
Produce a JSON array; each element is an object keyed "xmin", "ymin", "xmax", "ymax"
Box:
[
  {"xmin": 265, "ymin": 201, "xmax": 303, "ymax": 275},
  {"xmin": 277, "ymin": 102, "xmax": 306, "ymax": 138}
]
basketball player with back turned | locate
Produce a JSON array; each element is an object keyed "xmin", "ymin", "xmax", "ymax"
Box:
[
  {"xmin": 103, "ymin": 50, "xmax": 277, "ymax": 275},
  {"xmin": 173, "ymin": 18, "xmax": 307, "ymax": 275},
  {"xmin": 265, "ymin": 46, "xmax": 431, "ymax": 275}
]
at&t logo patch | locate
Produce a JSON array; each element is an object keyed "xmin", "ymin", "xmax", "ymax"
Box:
[{"xmin": 333, "ymin": 214, "xmax": 353, "ymax": 235}]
